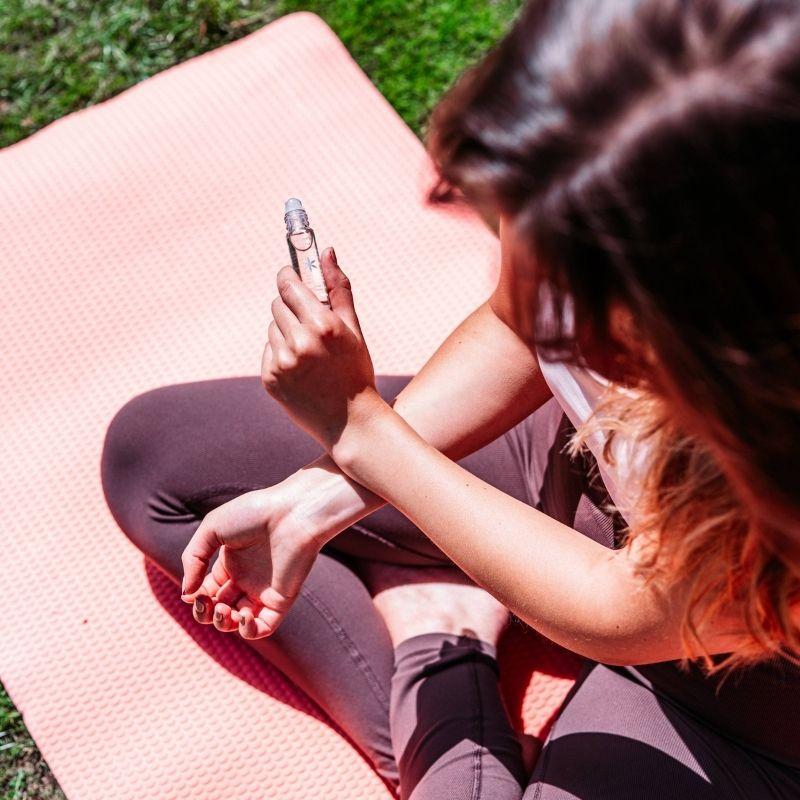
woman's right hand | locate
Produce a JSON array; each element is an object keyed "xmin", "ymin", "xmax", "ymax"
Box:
[{"xmin": 179, "ymin": 480, "xmax": 326, "ymax": 638}]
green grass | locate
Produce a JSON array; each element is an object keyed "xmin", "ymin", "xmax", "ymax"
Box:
[
  {"xmin": 0, "ymin": 682, "xmax": 65, "ymax": 800},
  {"xmin": 1, "ymin": 0, "xmax": 521, "ymax": 149},
  {"xmin": 280, "ymin": 0, "xmax": 522, "ymax": 138},
  {"xmin": 0, "ymin": 0, "xmax": 522, "ymax": 794}
]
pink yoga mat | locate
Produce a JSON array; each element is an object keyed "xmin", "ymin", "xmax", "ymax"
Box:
[{"xmin": 0, "ymin": 13, "xmax": 581, "ymax": 799}]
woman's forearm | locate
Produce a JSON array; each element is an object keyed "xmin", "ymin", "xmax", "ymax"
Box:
[
  {"xmin": 328, "ymin": 397, "xmax": 722, "ymax": 665},
  {"xmin": 280, "ymin": 452, "xmax": 385, "ymax": 540},
  {"xmin": 388, "ymin": 301, "xmax": 551, "ymax": 461}
]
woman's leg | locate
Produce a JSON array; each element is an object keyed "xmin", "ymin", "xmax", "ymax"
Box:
[
  {"xmin": 523, "ymin": 660, "xmax": 800, "ymax": 800},
  {"xmin": 100, "ymin": 374, "xmax": 536, "ymax": 793},
  {"xmin": 371, "ymin": 398, "xmax": 597, "ymax": 800},
  {"xmin": 101, "ymin": 377, "xmax": 404, "ymax": 784},
  {"xmin": 363, "ymin": 562, "xmax": 528, "ymax": 800},
  {"xmin": 389, "ymin": 629, "xmax": 529, "ymax": 800},
  {"xmin": 509, "ymin": 408, "xmax": 800, "ymax": 800}
]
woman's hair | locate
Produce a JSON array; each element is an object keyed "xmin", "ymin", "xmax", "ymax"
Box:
[{"xmin": 427, "ymin": 0, "xmax": 800, "ymax": 669}]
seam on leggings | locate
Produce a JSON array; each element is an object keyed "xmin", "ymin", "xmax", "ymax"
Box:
[
  {"xmin": 470, "ymin": 655, "xmax": 484, "ymax": 800},
  {"xmin": 299, "ymin": 584, "xmax": 391, "ymax": 712}
]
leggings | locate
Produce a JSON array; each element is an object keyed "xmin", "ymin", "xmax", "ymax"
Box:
[{"xmin": 100, "ymin": 375, "xmax": 800, "ymax": 799}]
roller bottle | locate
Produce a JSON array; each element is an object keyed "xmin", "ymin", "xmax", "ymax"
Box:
[{"xmin": 284, "ymin": 198, "xmax": 330, "ymax": 306}]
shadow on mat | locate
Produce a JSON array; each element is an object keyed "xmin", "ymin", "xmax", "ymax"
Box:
[
  {"xmin": 145, "ymin": 558, "xmax": 331, "ymax": 722},
  {"xmin": 147, "ymin": 556, "xmax": 582, "ymax": 742},
  {"xmin": 145, "ymin": 557, "xmax": 401, "ymax": 795}
]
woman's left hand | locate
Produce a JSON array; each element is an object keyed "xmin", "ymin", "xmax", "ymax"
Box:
[{"xmin": 262, "ymin": 247, "xmax": 385, "ymax": 450}]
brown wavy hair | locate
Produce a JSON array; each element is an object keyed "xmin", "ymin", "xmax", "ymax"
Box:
[{"xmin": 426, "ymin": 0, "xmax": 800, "ymax": 669}]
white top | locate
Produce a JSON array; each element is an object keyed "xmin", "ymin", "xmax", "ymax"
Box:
[{"xmin": 536, "ymin": 353, "xmax": 649, "ymax": 527}]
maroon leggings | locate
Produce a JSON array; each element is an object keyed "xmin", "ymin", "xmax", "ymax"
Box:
[{"xmin": 101, "ymin": 375, "xmax": 800, "ymax": 799}]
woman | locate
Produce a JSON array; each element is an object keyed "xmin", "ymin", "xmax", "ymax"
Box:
[{"xmin": 101, "ymin": 0, "xmax": 800, "ymax": 797}]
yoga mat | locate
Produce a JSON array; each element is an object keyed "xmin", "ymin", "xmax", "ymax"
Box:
[{"xmin": 0, "ymin": 13, "xmax": 581, "ymax": 799}]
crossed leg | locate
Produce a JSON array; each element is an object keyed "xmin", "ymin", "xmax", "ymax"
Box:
[{"xmin": 101, "ymin": 374, "xmax": 545, "ymax": 798}]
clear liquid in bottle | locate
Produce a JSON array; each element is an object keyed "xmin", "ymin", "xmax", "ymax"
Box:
[{"xmin": 284, "ymin": 199, "xmax": 330, "ymax": 306}]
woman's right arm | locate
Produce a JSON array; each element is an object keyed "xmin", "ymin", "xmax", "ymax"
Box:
[
  {"xmin": 282, "ymin": 254, "xmax": 553, "ymax": 542},
  {"xmin": 180, "ymin": 244, "xmax": 553, "ymax": 627}
]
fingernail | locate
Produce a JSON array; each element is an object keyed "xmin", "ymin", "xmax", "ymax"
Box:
[
  {"xmin": 329, "ymin": 247, "xmax": 338, "ymax": 265},
  {"xmin": 194, "ymin": 597, "xmax": 205, "ymax": 615},
  {"xmin": 214, "ymin": 610, "xmax": 223, "ymax": 624}
]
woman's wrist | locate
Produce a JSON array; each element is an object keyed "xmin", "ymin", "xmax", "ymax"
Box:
[
  {"xmin": 277, "ymin": 450, "xmax": 387, "ymax": 547},
  {"xmin": 328, "ymin": 388, "xmax": 395, "ymax": 474}
]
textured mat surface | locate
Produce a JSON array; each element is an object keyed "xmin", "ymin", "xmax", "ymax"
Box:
[{"xmin": 0, "ymin": 13, "xmax": 581, "ymax": 799}]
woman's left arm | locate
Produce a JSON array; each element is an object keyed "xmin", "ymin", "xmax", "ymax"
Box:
[
  {"xmin": 329, "ymin": 394, "xmax": 657, "ymax": 663},
  {"xmin": 330, "ymin": 393, "xmax": 744, "ymax": 665},
  {"xmin": 264, "ymin": 253, "xmax": 742, "ymax": 664}
]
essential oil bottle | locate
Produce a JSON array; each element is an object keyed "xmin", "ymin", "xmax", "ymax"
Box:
[{"xmin": 283, "ymin": 198, "xmax": 330, "ymax": 306}]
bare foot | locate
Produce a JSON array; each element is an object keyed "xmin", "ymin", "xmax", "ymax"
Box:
[{"xmin": 358, "ymin": 561, "xmax": 510, "ymax": 647}]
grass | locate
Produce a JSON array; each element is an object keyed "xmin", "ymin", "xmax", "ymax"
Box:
[
  {"xmin": 1, "ymin": 0, "xmax": 521, "ymax": 149},
  {"xmin": 0, "ymin": 0, "xmax": 522, "ymax": 795},
  {"xmin": 0, "ymin": 683, "xmax": 65, "ymax": 800}
]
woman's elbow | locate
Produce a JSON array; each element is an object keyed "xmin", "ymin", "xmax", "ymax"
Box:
[
  {"xmin": 582, "ymin": 631, "xmax": 682, "ymax": 666},
  {"xmin": 563, "ymin": 606, "xmax": 681, "ymax": 666}
]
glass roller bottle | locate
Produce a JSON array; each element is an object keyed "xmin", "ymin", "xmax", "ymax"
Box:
[{"xmin": 284, "ymin": 198, "xmax": 330, "ymax": 306}]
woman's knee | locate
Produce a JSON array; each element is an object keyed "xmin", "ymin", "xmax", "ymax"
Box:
[{"xmin": 101, "ymin": 385, "xmax": 186, "ymax": 545}]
